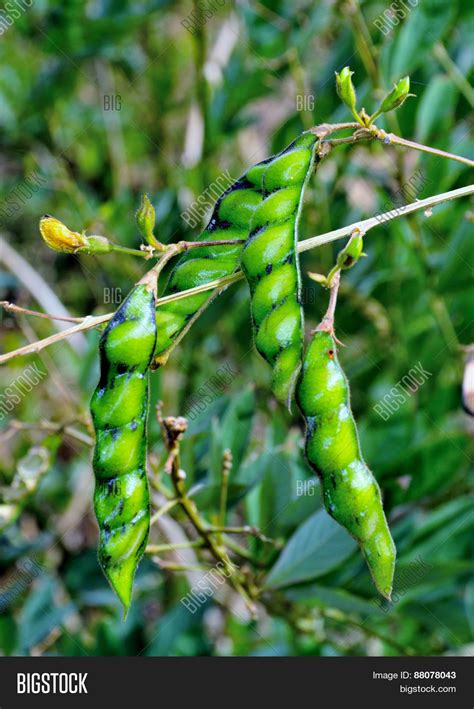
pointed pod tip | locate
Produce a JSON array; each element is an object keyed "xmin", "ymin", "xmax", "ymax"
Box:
[
  {"xmin": 372, "ymin": 576, "xmax": 394, "ymax": 602},
  {"xmin": 102, "ymin": 563, "xmax": 134, "ymax": 619},
  {"xmin": 363, "ymin": 535, "xmax": 396, "ymax": 603}
]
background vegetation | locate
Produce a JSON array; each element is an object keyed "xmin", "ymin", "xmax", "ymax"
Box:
[{"xmin": 0, "ymin": 0, "xmax": 473, "ymax": 657}]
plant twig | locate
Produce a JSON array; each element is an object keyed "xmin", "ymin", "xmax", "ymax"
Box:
[
  {"xmin": 145, "ymin": 539, "xmax": 204, "ymax": 554},
  {"xmin": 299, "ymin": 184, "xmax": 474, "ymax": 254},
  {"xmin": 320, "ymin": 608, "xmax": 417, "ymax": 656},
  {"xmin": 152, "ymin": 284, "xmax": 228, "ymax": 368},
  {"xmin": 149, "ymin": 498, "xmax": 180, "ymax": 525},
  {"xmin": 207, "ymin": 526, "xmax": 277, "ymax": 544},
  {"xmin": 309, "ymin": 122, "xmax": 362, "ymax": 137},
  {"xmin": 0, "ymin": 314, "xmax": 112, "ymax": 364},
  {"xmin": 316, "ymin": 271, "xmax": 341, "ymax": 336},
  {"xmin": 1, "ymin": 419, "xmax": 94, "ymax": 446},
  {"xmin": 0, "ymin": 301, "xmax": 84, "ymax": 323},
  {"xmin": 181, "ymin": 238, "xmax": 246, "ymax": 249},
  {"xmin": 325, "ymin": 126, "xmax": 474, "ymax": 168},
  {"xmin": 220, "ymin": 535, "xmax": 271, "ymax": 568},
  {"xmin": 158, "ymin": 412, "xmax": 233, "ymax": 571},
  {"xmin": 154, "ymin": 561, "xmax": 210, "ymax": 572},
  {"xmin": 156, "ymin": 405, "xmax": 257, "ymax": 614},
  {"xmin": 369, "ymin": 126, "xmax": 474, "ymax": 168},
  {"xmin": 108, "ymin": 244, "xmax": 152, "ymax": 259},
  {"xmin": 218, "ymin": 449, "xmax": 232, "ymax": 533}
]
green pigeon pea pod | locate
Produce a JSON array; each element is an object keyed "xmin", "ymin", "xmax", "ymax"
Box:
[
  {"xmin": 240, "ymin": 131, "xmax": 320, "ymax": 405},
  {"xmin": 90, "ymin": 284, "xmax": 157, "ymax": 613},
  {"xmin": 296, "ymin": 329, "xmax": 396, "ymax": 598},
  {"xmin": 152, "ymin": 159, "xmax": 272, "ymax": 367}
]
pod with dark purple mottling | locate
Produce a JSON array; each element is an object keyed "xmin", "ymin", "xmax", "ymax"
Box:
[
  {"xmin": 240, "ymin": 131, "xmax": 319, "ymax": 405},
  {"xmin": 152, "ymin": 159, "xmax": 269, "ymax": 366},
  {"xmin": 90, "ymin": 284, "xmax": 157, "ymax": 613}
]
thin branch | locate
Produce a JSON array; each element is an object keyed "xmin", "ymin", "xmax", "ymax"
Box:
[
  {"xmin": 149, "ymin": 498, "xmax": 180, "ymax": 525},
  {"xmin": 154, "ymin": 561, "xmax": 210, "ymax": 572},
  {"xmin": 145, "ymin": 539, "xmax": 204, "ymax": 554},
  {"xmin": 319, "ymin": 608, "xmax": 417, "ymax": 656},
  {"xmin": 152, "ymin": 283, "xmax": 228, "ymax": 368},
  {"xmin": 2, "ymin": 420, "xmax": 94, "ymax": 446},
  {"xmin": 325, "ymin": 135, "xmax": 367, "ymax": 148},
  {"xmin": 325, "ymin": 126, "xmax": 474, "ymax": 168},
  {"xmin": 160, "ymin": 415, "xmax": 235, "ymax": 574},
  {"xmin": 181, "ymin": 238, "xmax": 246, "ymax": 249},
  {"xmin": 218, "ymin": 449, "xmax": 232, "ymax": 532},
  {"xmin": 370, "ymin": 127, "xmax": 474, "ymax": 168},
  {"xmin": 108, "ymin": 244, "xmax": 152, "ymax": 259},
  {"xmin": 139, "ymin": 242, "xmax": 183, "ymax": 294},
  {"xmin": 299, "ymin": 184, "xmax": 474, "ymax": 254},
  {"xmin": 309, "ymin": 121, "xmax": 362, "ymax": 137},
  {"xmin": 0, "ymin": 314, "xmax": 111, "ymax": 364},
  {"xmin": 207, "ymin": 525, "xmax": 277, "ymax": 544},
  {"xmin": 0, "ymin": 301, "xmax": 84, "ymax": 323},
  {"xmin": 317, "ymin": 271, "xmax": 341, "ymax": 335},
  {"xmin": 221, "ymin": 537, "xmax": 255, "ymax": 562},
  {"xmin": 1, "ymin": 183, "xmax": 472, "ymax": 365},
  {"xmin": 157, "ymin": 408, "xmax": 257, "ymax": 614}
]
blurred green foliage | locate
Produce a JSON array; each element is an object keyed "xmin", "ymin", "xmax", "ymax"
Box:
[{"xmin": 0, "ymin": 0, "xmax": 473, "ymax": 657}]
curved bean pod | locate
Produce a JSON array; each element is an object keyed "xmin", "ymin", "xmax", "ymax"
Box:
[
  {"xmin": 90, "ymin": 284, "xmax": 157, "ymax": 613},
  {"xmin": 152, "ymin": 160, "xmax": 270, "ymax": 366},
  {"xmin": 296, "ymin": 329, "xmax": 396, "ymax": 598},
  {"xmin": 240, "ymin": 131, "xmax": 319, "ymax": 405}
]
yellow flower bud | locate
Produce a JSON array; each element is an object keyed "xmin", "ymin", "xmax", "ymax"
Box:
[{"xmin": 39, "ymin": 215, "xmax": 88, "ymax": 253}]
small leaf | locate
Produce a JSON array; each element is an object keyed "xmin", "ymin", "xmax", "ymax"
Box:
[
  {"xmin": 257, "ymin": 451, "xmax": 295, "ymax": 536},
  {"xmin": 415, "ymin": 75, "xmax": 457, "ymax": 143},
  {"xmin": 265, "ymin": 509, "xmax": 357, "ymax": 589}
]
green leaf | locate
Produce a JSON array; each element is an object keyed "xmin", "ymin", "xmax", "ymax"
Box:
[
  {"xmin": 383, "ymin": 0, "xmax": 455, "ymax": 79},
  {"xmin": 18, "ymin": 577, "xmax": 76, "ymax": 654},
  {"xmin": 209, "ymin": 387, "xmax": 255, "ymax": 483},
  {"xmin": 408, "ymin": 497, "xmax": 474, "ymax": 546},
  {"xmin": 257, "ymin": 451, "xmax": 295, "ymax": 536},
  {"xmin": 145, "ymin": 601, "xmax": 207, "ymax": 656},
  {"xmin": 220, "ymin": 386, "xmax": 255, "ymax": 473},
  {"xmin": 265, "ymin": 510, "xmax": 357, "ymax": 589},
  {"xmin": 415, "ymin": 75, "xmax": 458, "ymax": 143},
  {"xmin": 284, "ymin": 583, "xmax": 384, "ymax": 616}
]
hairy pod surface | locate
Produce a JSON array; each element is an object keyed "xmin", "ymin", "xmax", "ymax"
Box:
[
  {"xmin": 296, "ymin": 330, "xmax": 396, "ymax": 598},
  {"xmin": 90, "ymin": 284, "xmax": 157, "ymax": 613},
  {"xmin": 240, "ymin": 132, "xmax": 319, "ymax": 405},
  {"xmin": 152, "ymin": 160, "xmax": 272, "ymax": 365}
]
